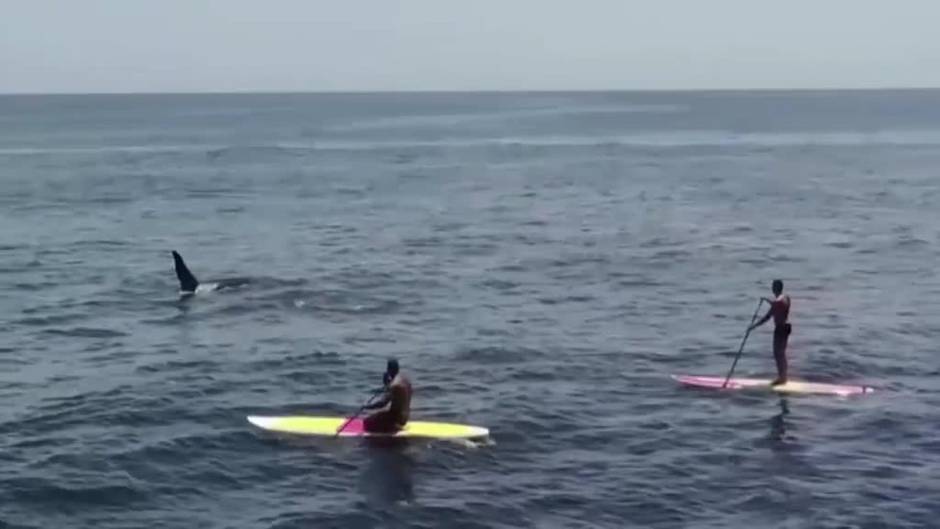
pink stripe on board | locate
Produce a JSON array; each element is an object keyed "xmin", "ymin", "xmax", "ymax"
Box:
[{"xmin": 336, "ymin": 418, "xmax": 366, "ymax": 435}]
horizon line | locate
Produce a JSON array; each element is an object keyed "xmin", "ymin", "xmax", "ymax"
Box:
[{"xmin": 2, "ymin": 86, "xmax": 940, "ymax": 97}]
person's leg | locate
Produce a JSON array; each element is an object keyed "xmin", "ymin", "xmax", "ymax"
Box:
[
  {"xmin": 772, "ymin": 325, "xmax": 790, "ymax": 384},
  {"xmin": 363, "ymin": 410, "xmax": 398, "ymax": 433}
]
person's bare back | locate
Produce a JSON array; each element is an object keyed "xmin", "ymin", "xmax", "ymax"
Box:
[
  {"xmin": 388, "ymin": 373, "xmax": 412, "ymax": 425},
  {"xmin": 363, "ymin": 359, "xmax": 413, "ymax": 433}
]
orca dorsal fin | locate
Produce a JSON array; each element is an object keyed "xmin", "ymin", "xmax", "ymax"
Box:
[{"xmin": 172, "ymin": 251, "xmax": 199, "ymax": 293}]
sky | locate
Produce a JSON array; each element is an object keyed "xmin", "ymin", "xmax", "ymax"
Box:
[{"xmin": 2, "ymin": 0, "xmax": 939, "ymax": 94}]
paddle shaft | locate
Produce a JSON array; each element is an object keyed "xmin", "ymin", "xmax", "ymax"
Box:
[
  {"xmin": 722, "ymin": 299, "xmax": 764, "ymax": 388},
  {"xmin": 334, "ymin": 387, "xmax": 385, "ymax": 436}
]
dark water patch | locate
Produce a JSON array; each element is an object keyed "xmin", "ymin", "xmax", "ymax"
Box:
[
  {"xmin": 476, "ymin": 278, "xmax": 520, "ymax": 291},
  {"xmin": 0, "ymin": 265, "xmax": 37, "ymax": 274},
  {"xmin": 342, "ymin": 333, "xmax": 400, "ymax": 346},
  {"xmin": 607, "ymin": 270, "xmax": 666, "ymax": 287},
  {"xmin": 243, "ymin": 349, "xmax": 346, "ymax": 372},
  {"xmin": 162, "ymin": 376, "xmax": 241, "ymax": 400},
  {"xmin": 206, "ymin": 144, "xmax": 306, "ymax": 162},
  {"xmin": 490, "ymin": 262, "xmax": 530, "ymax": 273},
  {"xmin": 452, "ymin": 241, "xmax": 501, "ymax": 257},
  {"xmin": 183, "ymin": 187, "xmax": 243, "ymax": 199},
  {"xmin": 537, "ymin": 294, "xmax": 595, "ymax": 305},
  {"xmin": 824, "ymin": 240, "xmax": 855, "ymax": 249},
  {"xmin": 39, "ymin": 327, "xmax": 128, "ymax": 339},
  {"xmin": 638, "ymin": 236, "xmax": 675, "ymax": 249},
  {"xmin": 0, "ymin": 243, "xmax": 30, "ymax": 251},
  {"xmin": 84, "ymin": 195, "xmax": 136, "ymax": 206},
  {"xmin": 135, "ymin": 359, "xmax": 220, "ymax": 375},
  {"xmin": 13, "ymin": 314, "xmax": 88, "ymax": 327},
  {"xmin": 402, "ymin": 236, "xmax": 443, "ymax": 248},
  {"xmin": 5, "ymin": 435, "xmax": 75, "ymax": 453},
  {"xmin": 519, "ymin": 217, "xmax": 547, "ymax": 225},
  {"xmin": 329, "ymin": 184, "xmax": 371, "ymax": 197},
  {"xmin": 650, "ymin": 248, "xmax": 693, "ymax": 260},
  {"xmin": 431, "ymin": 221, "xmax": 468, "ymax": 233},
  {"xmin": 253, "ymin": 336, "xmax": 294, "ymax": 347},
  {"xmin": 12, "ymin": 385, "xmax": 129, "ymax": 422},
  {"xmin": 5, "ymin": 478, "xmax": 148, "ymax": 509},
  {"xmin": 738, "ymin": 256, "xmax": 772, "ymax": 266},
  {"xmin": 10, "ymin": 282, "xmax": 62, "ymax": 292},
  {"xmin": 66, "ymin": 239, "xmax": 131, "ymax": 249},
  {"xmin": 548, "ymin": 253, "xmax": 611, "ymax": 268},
  {"xmin": 475, "ymin": 327, "xmax": 512, "ymax": 338},
  {"xmin": 45, "ymin": 373, "xmax": 82, "ymax": 385},
  {"xmin": 452, "ymin": 345, "xmax": 544, "ymax": 364}
]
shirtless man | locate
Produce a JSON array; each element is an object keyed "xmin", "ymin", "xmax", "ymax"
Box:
[
  {"xmin": 749, "ymin": 279, "xmax": 792, "ymax": 385},
  {"xmin": 363, "ymin": 359, "xmax": 412, "ymax": 433}
]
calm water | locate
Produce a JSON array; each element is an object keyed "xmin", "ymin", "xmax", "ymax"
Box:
[{"xmin": 2, "ymin": 91, "xmax": 939, "ymax": 528}]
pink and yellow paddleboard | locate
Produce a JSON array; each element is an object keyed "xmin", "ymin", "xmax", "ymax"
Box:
[
  {"xmin": 247, "ymin": 416, "xmax": 490, "ymax": 439},
  {"xmin": 672, "ymin": 375, "xmax": 873, "ymax": 397}
]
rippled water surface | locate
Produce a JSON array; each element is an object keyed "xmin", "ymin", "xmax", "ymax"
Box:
[{"xmin": 2, "ymin": 91, "xmax": 940, "ymax": 528}]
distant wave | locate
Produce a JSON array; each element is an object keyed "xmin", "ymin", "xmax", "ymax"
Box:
[
  {"xmin": 4, "ymin": 129, "xmax": 940, "ymax": 159},
  {"xmin": 0, "ymin": 144, "xmax": 212, "ymax": 156},
  {"xmin": 303, "ymin": 129, "xmax": 940, "ymax": 150},
  {"xmin": 328, "ymin": 104, "xmax": 687, "ymax": 132}
]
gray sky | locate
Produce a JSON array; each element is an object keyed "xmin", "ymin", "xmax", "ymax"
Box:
[{"xmin": 2, "ymin": 0, "xmax": 939, "ymax": 93}]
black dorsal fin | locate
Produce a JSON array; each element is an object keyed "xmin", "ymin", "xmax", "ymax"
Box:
[{"xmin": 172, "ymin": 251, "xmax": 199, "ymax": 292}]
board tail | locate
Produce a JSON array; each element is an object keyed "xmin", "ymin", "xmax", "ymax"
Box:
[{"xmin": 172, "ymin": 251, "xmax": 199, "ymax": 293}]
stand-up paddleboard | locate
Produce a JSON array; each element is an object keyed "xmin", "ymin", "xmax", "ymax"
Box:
[
  {"xmin": 672, "ymin": 375, "xmax": 873, "ymax": 397},
  {"xmin": 247, "ymin": 416, "xmax": 489, "ymax": 439}
]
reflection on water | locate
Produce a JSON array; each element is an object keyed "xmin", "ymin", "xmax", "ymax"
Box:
[
  {"xmin": 359, "ymin": 441, "xmax": 416, "ymax": 506},
  {"xmin": 768, "ymin": 397, "xmax": 790, "ymax": 442},
  {"xmin": 176, "ymin": 297, "xmax": 193, "ymax": 315}
]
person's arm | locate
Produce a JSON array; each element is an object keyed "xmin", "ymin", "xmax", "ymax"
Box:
[
  {"xmin": 750, "ymin": 304, "xmax": 775, "ymax": 331},
  {"xmin": 363, "ymin": 391, "xmax": 390, "ymax": 410}
]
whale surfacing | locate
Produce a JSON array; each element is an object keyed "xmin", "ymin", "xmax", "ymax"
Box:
[{"xmin": 171, "ymin": 250, "xmax": 251, "ymax": 297}]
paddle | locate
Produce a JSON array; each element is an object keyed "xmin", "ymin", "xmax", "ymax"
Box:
[
  {"xmin": 334, "ymin": 386, "xmax": 385, "ymax": 437},
  {"xmin": 722, "ymin": 298, "xmax": 765, "ymax": 388}
]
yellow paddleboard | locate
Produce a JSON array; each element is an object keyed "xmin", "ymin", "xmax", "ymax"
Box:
[{"xmin": 247, "ymin": 416, "xmax": 490, "ymax": 439}]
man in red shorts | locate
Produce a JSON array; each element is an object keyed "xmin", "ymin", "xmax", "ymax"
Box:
[{"xmin": 363, "ymin": 359, "xmax": 412, "ymax": 433}]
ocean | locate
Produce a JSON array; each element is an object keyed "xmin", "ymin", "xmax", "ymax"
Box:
[{"xmin": 1, "ymin": 90, "xmax": 939, "ymax": 528}]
